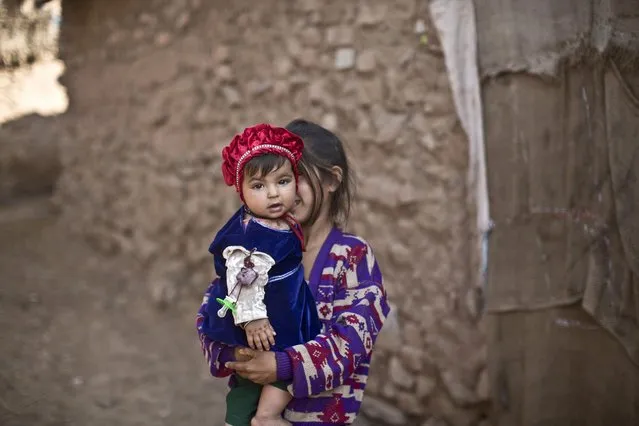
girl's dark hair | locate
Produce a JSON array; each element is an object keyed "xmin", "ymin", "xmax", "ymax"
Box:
[
  {"xmin": 285, "ymin": 119, "xmax": 354, "ymax": 226},
  {"xmin": 243, "ymin": 154, "xmax": 287, "ymax": 180}
]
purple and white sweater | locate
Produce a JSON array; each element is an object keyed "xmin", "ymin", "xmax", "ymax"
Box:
[{"xmin": 197, "ymin": 227, "xmax": 390, "ymax": 425}]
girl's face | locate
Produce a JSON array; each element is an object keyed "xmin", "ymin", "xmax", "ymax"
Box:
[
  {"xmin": 291, "ymin": 166, "xmax": 341, "ymax": 227},
  {"xmin": 290, "ymin": 174, "xmax": 317, "ymax": 226}
]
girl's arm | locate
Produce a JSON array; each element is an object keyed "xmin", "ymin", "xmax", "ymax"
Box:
[
  {"xmin": 279, "ymin": 241, "xmax": 390, "ymax": 397},
  {"xmin": 196, "ymin": 279, "xmax": 235, "ymax": 378}
]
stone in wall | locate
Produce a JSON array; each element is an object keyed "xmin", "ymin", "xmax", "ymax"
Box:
[{"xmin": 53, "ymin": 0, "xmax": 488, "ymax": 424}]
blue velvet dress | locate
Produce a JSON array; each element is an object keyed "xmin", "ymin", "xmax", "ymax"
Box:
[{"xmin": 201, "ymin": 207, "xmax": 321, "ymax": 352}]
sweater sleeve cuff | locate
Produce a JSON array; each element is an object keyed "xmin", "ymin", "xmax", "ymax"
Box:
[
  {"xmin": 275, "ymin": 351, "xmax": 293, "ymax": 381},
  {"xmin": 219, "ymin": 346, "xmax": 235, "ymax": 366}
]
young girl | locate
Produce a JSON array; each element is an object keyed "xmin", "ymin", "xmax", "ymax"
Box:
[
  {"xmin": 197, "ymin": 119, "xmax": 390, "ymax": 425},
  {"xmin": 198, "ymin": 123, "xmax": 321, "ymax": 426}
]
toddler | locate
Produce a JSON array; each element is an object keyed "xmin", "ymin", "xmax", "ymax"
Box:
[{"xmin": 199, "ymin": 124, "xmax": 321, "ymax": 426}]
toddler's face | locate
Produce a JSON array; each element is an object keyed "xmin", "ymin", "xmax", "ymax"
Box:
[{"xmin": 241, "ymin": 160, "xmax": 296, "ymax": 219}]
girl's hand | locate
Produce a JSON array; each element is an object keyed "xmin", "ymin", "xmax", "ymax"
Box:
[
  {"xmin": 244, "ymin": 318, "xmax": 276, "ymax": 351},
  {"xmin": 234, "ymin": 346, "xmax": 254, "ymax": 362},
  {"xmin": 226, "ymin": 349, "xmax": 278, "ymax": 385}
]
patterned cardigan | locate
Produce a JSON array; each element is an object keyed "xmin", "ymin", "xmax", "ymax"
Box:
[{"xmin": 197, "ymin": 227, "xmax": 390, "ymax": 425}]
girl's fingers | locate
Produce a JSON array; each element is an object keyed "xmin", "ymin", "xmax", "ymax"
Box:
[
  {"xmin": 226, "ymin": 361, "xmax": 246, "ymax": 373},
  {"xmin": 267, "ymin": 330, "xmax": 275, "ymax": 346},
  {"xmin": 239, "ymin": 347, "xmax": 255, "ymax": 358}
]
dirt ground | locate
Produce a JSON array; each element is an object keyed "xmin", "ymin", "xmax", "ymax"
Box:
[{"xmin": 0, "ymin": 196, "xmax": 229, "ymax": 426}]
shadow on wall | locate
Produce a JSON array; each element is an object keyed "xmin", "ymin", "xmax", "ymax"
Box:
[{"xmin": 0, "ymin": 114, "xmax": 63, "ymax": 203}]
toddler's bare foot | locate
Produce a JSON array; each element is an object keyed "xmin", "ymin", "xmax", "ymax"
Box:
[{"xmin": 250, "ymin": 415, "xmax": 291, "ymax": 426}]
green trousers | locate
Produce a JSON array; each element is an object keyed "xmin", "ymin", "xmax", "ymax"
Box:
[{"xmin": 225, "ymin": 375, "xmax": 289, "ymax": 426}]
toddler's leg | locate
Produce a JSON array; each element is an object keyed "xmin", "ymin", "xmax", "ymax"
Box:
[{"xmin": 250, "ymin": 384, "xmax": 292, "ymax": 426}]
